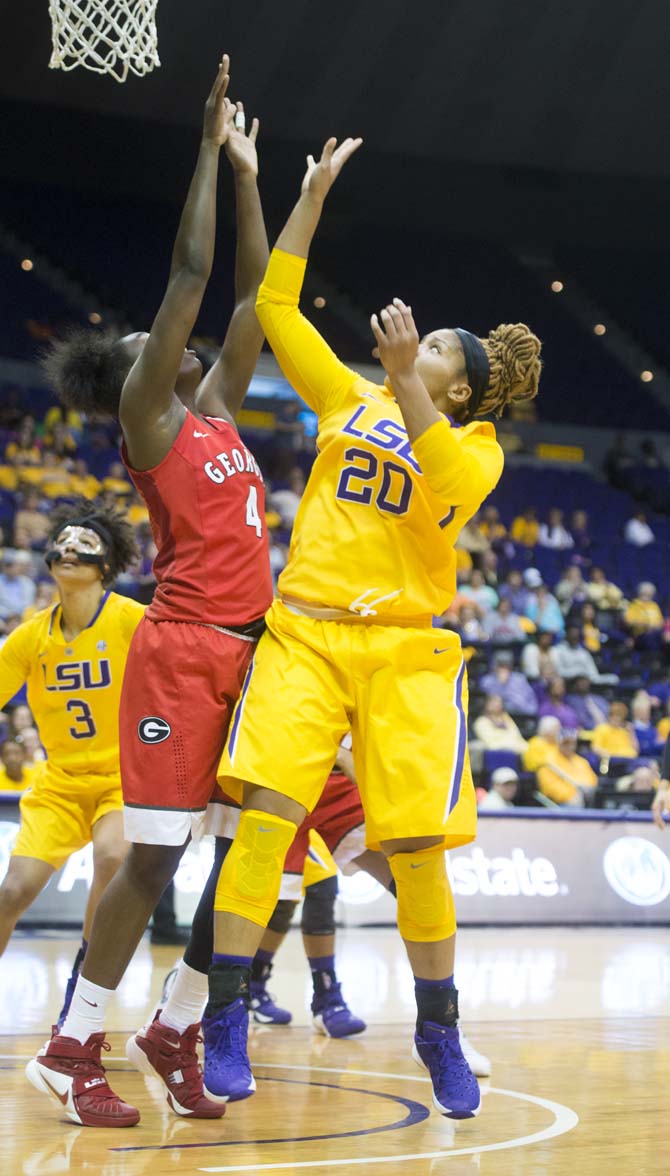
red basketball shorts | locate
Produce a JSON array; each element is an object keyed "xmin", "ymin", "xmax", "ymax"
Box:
[
  {"xmin": 279, "ymin": 769, "xmax": 366, "ymax": 901},
  {"xmin": 120, "ymin": 618, "xmax": 254, "ymax": 845}
]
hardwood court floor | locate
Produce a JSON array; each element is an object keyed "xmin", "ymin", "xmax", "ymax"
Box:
[{"xmin": 0, "ymin": 926, "xmax": 668, "ymax": 1175}]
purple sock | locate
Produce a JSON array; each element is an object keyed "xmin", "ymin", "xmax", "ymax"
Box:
[
  {"xmin": 414, "ymin": 974, "xmax": 454, "ymax": 992},
  {"xmin": 211, "ymin": 952, "xmax": 253, "ymax": 969},
  {"xmin": 251, "ymin": 948, "xmax": 275, "ymax": 983}
]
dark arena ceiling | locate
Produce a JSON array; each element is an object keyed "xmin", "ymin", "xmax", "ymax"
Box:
[{"xmin": 2, "ymin": 0, "xmax": 670, "ymax": 247}]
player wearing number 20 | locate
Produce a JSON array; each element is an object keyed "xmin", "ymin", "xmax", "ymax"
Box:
[{"xmin": 0, "ymin": 502, "xmax": 143, "ymax": 964}]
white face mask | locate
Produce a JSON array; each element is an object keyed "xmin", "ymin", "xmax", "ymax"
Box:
[{"xmin": 53, "ymin": 525, "xmax": 105, "ymax": 560}]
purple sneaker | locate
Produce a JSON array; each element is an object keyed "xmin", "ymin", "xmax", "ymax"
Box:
[
  {"xmin": 312, "ymin": 982, "xmax": 367, "ymax": 1038},
  {"xmin": 413, "ymin": 1021, "xmax": 481, "ymax": 1119},
  {"xmin": 202, "ymin": 998, "xmax": 256, "ymax": 1103},
  {"xmin": 250, "ymin": 981, "xmax": 292, "ymax": 1025}
]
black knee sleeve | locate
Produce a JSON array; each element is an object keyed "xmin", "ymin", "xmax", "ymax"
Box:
[
  {"xmin": 301, "ymin": 874, "xmax": 338, "ymax": 936},
  {"xmin": 267, "ymin": 898, "xmax": 298, "ymax": 935},
  {"xmin": 183, "ymin": 837, "xmax": 231, "ymax": 975}
]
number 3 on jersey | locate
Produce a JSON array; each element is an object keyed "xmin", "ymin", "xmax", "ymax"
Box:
[
  {"xmin": 67, "ymin": 699, "xmax": 97, "ymax": 739},
  {"xmin": 336, "ymin": 447, "xmax": 413, "ymax": 515},
  {"xmin": 246, "ymin": 485, "xmax": 263, "ymax": 537}
]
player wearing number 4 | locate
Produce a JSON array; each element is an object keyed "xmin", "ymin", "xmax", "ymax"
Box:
[
  {"xmin": 206, "ymin": 137, "xmax": 541, "ymax": 1120},
  {"xmin": 0, "ymin": 503, "xmax": 143, "ymax": 1004},
  {"xmin": 28, "ymin": 56, "xmax": 273, "ymax": 1128}
]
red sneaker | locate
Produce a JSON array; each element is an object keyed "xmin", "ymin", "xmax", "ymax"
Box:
[
  {"xmin": 126, "ymin": 1011, "xmax": 225, "ymax": 1119},
  {"xmin": 26, "ymin": 1032, "xmax": 140, "ymax": 1127}
]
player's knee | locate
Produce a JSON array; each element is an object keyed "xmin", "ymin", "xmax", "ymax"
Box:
[
  {"xmin": 388, "ymin": 843, "xmax": 456, "ymax": 943},
  {"xmin": 242, "ymin": 785, "xmax": 307, "ymax": 829},
  {"xmin": 0, "ymin": 874, "xmax": 37, "ymax": 917},
  {"xmin": 267, "ymin": 898, "xmax": 298, "ymax": 935},
  {"xmin": 301, "ymin": 874, "xmax": 338, "ymax": 936},
  {"xmin": 92, "ymin": 843, "xmax": 127, "ymax": 885},
  {"xmin": 381, "ymin": 835, "xmax": 444, "ymax": 857},
  {"xmin": 125, "ymin": 842, "xmax": 184, "ymax": 895},
  {"xmin": 214, "ymin": 809, "xmax": 297, "ymax": 925}
]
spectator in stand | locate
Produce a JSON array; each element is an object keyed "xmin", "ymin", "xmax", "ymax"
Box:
[
  {"xmin": 478, "ymin": 767, "xmax": 519, "ymax": 811},
  {"xmin": 479, "ymin": 505, "xmax": 506, "ymax": 544},
  {"xmin": 618, "ymin": 760, "xmax": 660, "ymax": 795},
  {"xmin": 624, "ymin": 582, "xmax": 664, "ymax": 647},
  {"xmin": 101, "ymin": 461, "xmax": 132, "ymax": 500},
  {"xmin": 0, "ymin": 740, "xmax": 38, "ymax": 793},
  {"xmin": 555, "ymin": 565, "xmax": 588, "ymax": 617},
  {"xmin": 457, "ymin": 603, "xmax": 488, "ymax": 644},
  {"xmin": 0, "ymin": 614, "xmax": 22, "ymax": 651},
  {"xmin": 473, "ymin": 695, "xmax": 528, "ymax": 754},
  {"xmin": 499, "ymin": 569, "xmax": 532, "ymax": 615},
  {"xmin": 624, "ymin": 511, "xmax": 655, "ymax": 547},
  {"xmin": 483, "ymin": 597, "xmax": 528, "ymax": 644},
  {"xmin": 521, "ymin": 630, "xmax": 557, "ymax": 684},
  {"xmin": 550, "ymin": 623, "xmax": 618, "ymax": 685},
  {"xmin": 656, "ymin": 699, "xmax": 670, "ymax": 745},
  {"xmin": 539, "ymin": 677, "xmax": 581, "ymax": 730},
  {"xmin": 69, "ymin": 459, "xmax": 101, "ymax": 500},
  {"xmin": 586, "ymin": 566, "xmax": 625, "ymax": 612},
  {"xmin": 591, "ymin": 701, "xmax": 640, "ymax": 760},
  {"xmin": 538, "ymin": 508, "xmax": 574, "ymax": 551},
  {"xmin": 15, "ymin": 726, "xmax": 46, "ymax": 766},
  {"xmin": 455, "ymin": 515, "xmax": 491, "ymax": 563},
  {"xmin": 569, "ymin": 509, "xmax": 592, "ymax": 554},
  {"xmin": 38, "ymin": 450, "xmax": 74, "ymax": 498},
  {"xmin": 480, "ymin": 650, "xmax": 538, "ymax": 716},
  {"xmin": 0, "ymin": 553, "xmax": 36, "ymax": 621},
  {"xmin": 43, "ymin": 403, "xmax": 83, "ymax": 447},
  {"xmin": 48, "ymin": 419, "xmax": 77, "ymax": 460},
  {"xmin": 270, "ymin": 466, "xmax": 306, "ymax": 528},
  {"xmin": 523, "ymin": 715, "xmax": 561, "ymax": 771},
  {"xmin": 480, "ymin": 548, "xmax": 500, "ymax": 588},
  {"xmin": 13, "ymin": 489, "xmax": 50, "ymax": 551},
  {"xmin": 631, "ymin": 691, "xmax": 662, "ymax": 755},
  {"xmin": 4, "ymin": 417, "xmax": 41, "ymax": 468},
  {"xmin": 460, "ymin": 567, "xmax": 498, "ymax": 613},
  {"xmin": 510, "ymin": 507, "xmax": 539, "ymax": 547},
  {"xmin": 565, "ymin": 675, "xmax": 609, "ymax": 732},
  {"xmin": 579, "ymin": 601, "xmax": 603, "ymax": 653},
  {"xmin": 6, "ymin": 705, "xmax": 34, "ymax": 739},
  {"xmin": 526, "ymin": 582, "xmax": 565, "ymax": 636},
  {"xmin": 534, "ymin": 730, "xmax": 597, "ymax": 807},
  {"xmin": 22, "ymin": 581, "xmax": 57, "ymax": 622}
]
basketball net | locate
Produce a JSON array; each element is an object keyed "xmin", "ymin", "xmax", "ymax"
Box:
[{"xmin": 48, "ymin": 0, "xmax": 160, "ymax": 83}]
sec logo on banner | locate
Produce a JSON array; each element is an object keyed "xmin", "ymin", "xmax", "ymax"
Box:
[{"xmin": 603, "ymin": 837, "xmax": 670, "ymax": 907}]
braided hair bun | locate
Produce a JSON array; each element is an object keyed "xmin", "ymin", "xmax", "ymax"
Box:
[{"xmin": 478, "ymin": 323, "xmax": 542, "ymax": 418}]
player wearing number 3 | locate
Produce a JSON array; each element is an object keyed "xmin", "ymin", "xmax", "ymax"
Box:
[
  {"xmin": 0, "ymin": 504, "xmax": 142, "ymax": 983},
  {"xmin": 28, "ymin": 56, "xmax": 273, "ymax": 1127},
  {"xmin": 207, "ymin": 137, "xmax": 542, "ymax": 1119}
]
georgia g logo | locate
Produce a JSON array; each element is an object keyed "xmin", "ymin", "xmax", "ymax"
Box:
[{"xmin": 138, "ymin": 716, "xmax": 172, "ymax": 745}]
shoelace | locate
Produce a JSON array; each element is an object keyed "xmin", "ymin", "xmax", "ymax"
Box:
[
  {"xmin": 166, "ymin": 1028, "xmax": 205, "ymax": 1083},
  {"xmin": 209, "ymin": 1017, "xmax": 248, "ymax": 1063},
  {"xmin": 429, "ymin": 1035, "xmax": 475, "ymax": 1080},
  {"xmin": 60, "ymin": 1037, "xmax": 110, "ymax": 1079}
]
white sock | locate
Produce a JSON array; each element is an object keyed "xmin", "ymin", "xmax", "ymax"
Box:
[
  {"xmin": 60, "ymin": 976, "xmax": 115, "ymax": 1044},
  {"xmin": 159, "ymin": 961, "xmax": 208, "ymax": 1033}
]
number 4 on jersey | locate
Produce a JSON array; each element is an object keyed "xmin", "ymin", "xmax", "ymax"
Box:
[{"xmin": 246, "ymin": 485, "xmax": 263, "ymax": 537}]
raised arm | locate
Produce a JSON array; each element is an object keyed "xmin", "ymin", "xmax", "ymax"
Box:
[
  {"xmin": 0, "ymin": 623, "xmax": 32, "ymax": 709},
  {"xmin": 119, "ymin": 56, "xmax": 234, "ymax": 465},
  {"xmin": 255, "ymin": 137, "xmax": 363, "ymax": 416},
  {"xmin": 196, "ymin": 103, "xmax": 269, "ymax": 421}
]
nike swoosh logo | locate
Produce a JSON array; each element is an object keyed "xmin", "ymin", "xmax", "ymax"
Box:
[
  {"xmin": 41, "ymin": 1072, "xmax": 70, "ymax": 1106},
  {"xmin": 410, "ymin": 862, "xmax": 428, "ymax": 869},
  {"xmin": 193, "ymin": 431, "xmax": 209, "ymax": 438},
  {"xmin": 434, "ymin": 648, "xmax": 449, "ymax": 655},
  {"xmin": 81, "ymin": 998, "xmax": 98, "ymax": 1007},
  {"xmin": 258, "ymin": 827, "xmax": 273, "ymax": 833}
]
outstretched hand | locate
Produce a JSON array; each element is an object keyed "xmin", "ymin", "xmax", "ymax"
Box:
[
  {"xmin": 225, "ymin": 101, "xmax": 260, "ymax": 176},
  {"xmin": 301, "ymin": 136, "xmax": 363, "ymax": 202},
  {"xmin": 370, "ymin": 298, "xmax": 419, "ymax": 378},
  {"xmin": 202, "ymin": 54, "xmax": 234, "ymax": 147},
  {"xmin": 652, "ymin": 783, "xmax": 670, "ymax": 831}
]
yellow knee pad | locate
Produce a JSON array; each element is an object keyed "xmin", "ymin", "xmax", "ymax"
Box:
[
  {"xmin": 302, "ymin": 829, "xmax": 338, "ymax": 893},
  {"xmin": 214, "ymin": 809, "xmax": 297, "ymax": 927},
  {"xmin": 389, "ymin": 844, "xmax": 456, "ymax": 942}
]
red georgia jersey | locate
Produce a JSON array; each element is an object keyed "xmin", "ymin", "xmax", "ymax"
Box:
[{"xmin": 123, "ymin": 411, "xmax": 272, "ymax": 626}]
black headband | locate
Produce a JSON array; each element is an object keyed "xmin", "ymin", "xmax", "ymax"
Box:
[{"xmin": 454, "ymin": 328, "xmax": 490, "ymax": 417}]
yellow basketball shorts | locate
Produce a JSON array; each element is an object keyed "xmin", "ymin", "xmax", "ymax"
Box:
[
  {"xmin": 218, "ymin": 600, "xmax": 476, "ymax": 851},
  {"xmin": 12, "ymin": 761, "xmax": 123, "ymax": 869}
]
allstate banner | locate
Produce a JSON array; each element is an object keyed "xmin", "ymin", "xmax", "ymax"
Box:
[{"xmin": 0, "ymin": 803, "xmax": 668, "ymax": 926}]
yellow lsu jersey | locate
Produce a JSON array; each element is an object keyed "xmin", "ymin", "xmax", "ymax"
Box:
[
  {"xmin": 0, "ymin": 591, "xmax": 145, "ymax": 776},
  {"xmin": 257, "ymin": 250, "xmax": 504, "ymax": 621}
]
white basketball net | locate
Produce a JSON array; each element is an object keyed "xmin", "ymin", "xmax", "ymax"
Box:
[{"xmin": 48, "ymin": 0, "xmax": 160, "ymax": 83}]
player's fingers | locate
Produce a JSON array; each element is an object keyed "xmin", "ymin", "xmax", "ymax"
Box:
[
  {"xmin": 249, "ymin": 117, "xmax": 260, "ymax": 143},
  {"xmin": 370, "ymin": 314, "xmax": 385, "ymax": 344},
  {"xmin": 393, "ymin": 297, "xmax": 416, "ymax": 333},
  {"xmin": 321, "ymin": 137, "xmax": 337, "ymax": 163},
  {"xmin": 371, "ymin": 346, "xmax": 380, "ymax": 359},
  {"xmin": 234, "ymin": 101, "xmax": 246, "ymax": 132},
  {"xmin": 211, "ymin": 54, "xmax": 230, "ymax": 98},
  {"xmin": 380, "ymin": 307, "xmax": 398, "ymax": 340}
]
